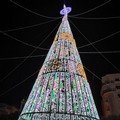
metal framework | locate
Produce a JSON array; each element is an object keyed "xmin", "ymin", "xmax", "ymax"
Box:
[{"xmin": 18, "ymin": 5, "xmax": 100, "ymax": 120}]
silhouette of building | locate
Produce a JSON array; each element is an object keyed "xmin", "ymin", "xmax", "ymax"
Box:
[
  {"xmin": 101, "ymin": 73, "xmax": 120, "ymax": 118},
  {"xmin": 18, "ymin": 5, "xmax": 100, "ymax": 120},
  {"xmin": 0, "ymin": 103, "xmax": 19, "ymax": 120},
  {"xmin": 0, "ymin": 103, "xmax": 18, "ymax": 115}
]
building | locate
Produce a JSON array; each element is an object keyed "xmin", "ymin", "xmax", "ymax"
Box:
[
  {"xmin": 0, "ymin": 103, "xmax": 18, "ymax": 115},
  {"xmin": 101, "ymin": 73, "xmax": 120, "ymax": 118},
  {"xmin": 18, "ymin": 5, "xmax": 100, "ymax": 120},
  {"xmin": 0, "ymin": 103, "xmax": 19, "ymax": 120}
]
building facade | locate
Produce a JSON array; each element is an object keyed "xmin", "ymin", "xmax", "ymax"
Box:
[{"xmin": 101, "ymin": 73, "xmax": 120, "ymax": 118}]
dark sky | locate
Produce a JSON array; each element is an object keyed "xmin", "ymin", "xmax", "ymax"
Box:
[{"xmin": 0, "ymin": 0, "xmax": 120, "ymax": 117}]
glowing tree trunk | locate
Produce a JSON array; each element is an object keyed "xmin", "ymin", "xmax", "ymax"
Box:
[{"xmin": 18, "ymin": 5, "xmax": 100, "ymax": 120}]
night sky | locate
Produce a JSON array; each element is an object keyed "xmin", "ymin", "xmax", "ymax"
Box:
[{"xmin": 0, "ymin": 0, "xmax": 120, "ymax": 118}]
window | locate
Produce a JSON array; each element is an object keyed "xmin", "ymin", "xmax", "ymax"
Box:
[
  {"xmin": 106, "ymin": 81, "xmax": 109, "ymax": 84},
  {"xmin": 105, "ymin": 99, "xmax": 108, "ymax": 102},
  {"xmin": 115, "ymin": 78, "xmax": 119, "ymax": 81},
  {"xmin": 111, "ymin": 81, "xmax": 114, "ymax": 83},
  {"xmin": 116, "ymin": 86, "xmax": 120, "ymax": 89},
  {"xmin": 106, "ymin": 106, "xmax": 110, "ymax": 111},
  {"xmin": 118, "ymin": 94, "xmax": 120, "ymax": 98}
]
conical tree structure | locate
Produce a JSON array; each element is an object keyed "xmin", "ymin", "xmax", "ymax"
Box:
[{"xmin": 18, "ymin": 5, "xmax": 100, "ymax": 120}]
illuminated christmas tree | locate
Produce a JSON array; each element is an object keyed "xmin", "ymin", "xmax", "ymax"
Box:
[{"xmin": 18, "ymin": 5, "xmax": 100, "ymax": 120}]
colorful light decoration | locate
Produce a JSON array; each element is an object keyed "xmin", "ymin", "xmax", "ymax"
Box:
[
  {"xmin": 18, "ymin": 5, "xmax": 100, "ymax": 120},
  {"xmin": 60, "ymin": 4, "xmax": 72, "ymax": 15}
]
